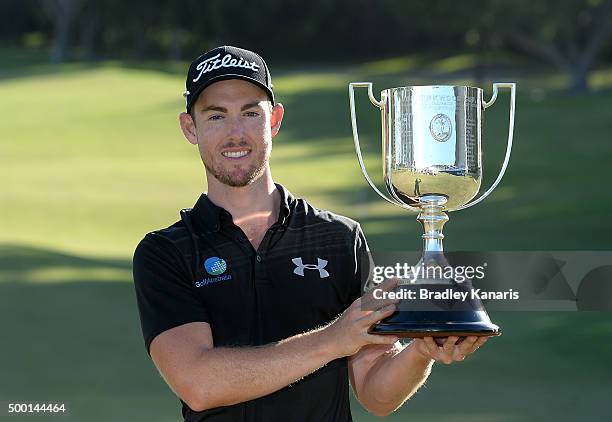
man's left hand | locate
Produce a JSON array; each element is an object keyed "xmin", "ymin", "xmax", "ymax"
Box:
[{"xmin": 412, "ymin": 336, "xmax": 488, "ymax": 364}]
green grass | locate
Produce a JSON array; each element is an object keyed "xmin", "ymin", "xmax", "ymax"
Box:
[{"xmin": 1, "ymin": 54, "xmax": 612, "ymax": 421}]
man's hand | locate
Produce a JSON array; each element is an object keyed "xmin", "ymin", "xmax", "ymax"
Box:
[
  {"xmin": 323, "ymin": 278, "xmax": 400, "ymax": 357},
  {"xmin": 411, "ymin": 335, "xmax": 488, "ymax": 364}
]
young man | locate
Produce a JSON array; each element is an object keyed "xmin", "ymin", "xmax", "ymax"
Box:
[{"xmin": 133, "ymin": 46, "xmax": 487, "ymax": 422}]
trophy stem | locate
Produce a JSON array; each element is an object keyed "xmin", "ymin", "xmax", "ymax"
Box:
[{"xmin": 416, "ymin": 195, "xmax": 449, "ymax": 268}]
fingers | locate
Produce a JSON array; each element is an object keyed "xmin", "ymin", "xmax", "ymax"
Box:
[
  {"xmin": 363, "ymin": 278, "xmax": 399, "ymax": 296},
  {"xmin": 421, "ymin": 335, "xmax": 489, "ymax": 364},
  {"xmin": 424, "ymin": 336, "xmax": 460, "ymax": 364},
  {"xmin": 364, "ymin": 333, "xmax": 399, "ymax": 345},
  {"xmin": 361, "ymin": 278, "xmax": 400, "ymax": 312},
  {"xmin": 378, "ymin": 277, "xmax": 401, "ymax": 291},
  {"xmin": 423, "ymin": 337, "xmax": 442, "ymax": 362},
  {"xmin": 362, "ymin": 303, "xmax": 397, "ymax": 325},
  {"xmin": 363, "ymin": 278, "xmax": 400, "ymax": 300},
  {"xmin": 456, "ymin": 336, "xmax": 478, "ymax": 356},
  {"xmin": 469, "ymin": 336, "xmax": 488, "ymax": 353},
  {"xmin": 454, "ymin": 335, "xmax": 487, "ymax": 355},
  {"xmin": 361, "ymin": 297, "xmax": 399, "ymax": 312},
  {"xmin": 442, "ymin": 336, "xmax": 460, "ymax": 355}
]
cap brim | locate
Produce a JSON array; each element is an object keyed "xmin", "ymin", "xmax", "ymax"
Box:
[{"xmin": 186, "ymin": 74, "xmax": 275, "ymax": 113}]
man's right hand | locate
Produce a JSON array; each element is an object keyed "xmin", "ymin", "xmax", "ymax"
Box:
[{"xmin": 322, "ymin": 278, "xmax": 400, "ymax": 357}]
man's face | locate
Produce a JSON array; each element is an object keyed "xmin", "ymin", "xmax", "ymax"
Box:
[{"xmin": 182, "ymin": 79, "xmax": 283, "ymax": 187}]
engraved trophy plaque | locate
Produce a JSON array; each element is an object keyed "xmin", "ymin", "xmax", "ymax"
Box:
[{"xmin": 349, "ymin": 83, "xmax": 516, "ymax": 338}]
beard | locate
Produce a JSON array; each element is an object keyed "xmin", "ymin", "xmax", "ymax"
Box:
[{"xmin": 203, "ymin": 140, "xmax": 271, "ymax": 188}]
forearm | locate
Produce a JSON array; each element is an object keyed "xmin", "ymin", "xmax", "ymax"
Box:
[
  {"xmin": 360, "ymin": 341, "xmax": 434, "ymax": 416},
  {"xmin": 191, "ymin": 327, "xmax": 338, "ymax": 411}
]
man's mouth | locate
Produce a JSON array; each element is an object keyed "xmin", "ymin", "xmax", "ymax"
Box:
[{"xmin": 222, "ymin": 149, "xmax": 251, "ymax": 159}]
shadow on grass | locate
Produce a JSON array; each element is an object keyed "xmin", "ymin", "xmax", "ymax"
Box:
[{"xmin": 0, "ymin": 244, "xmax": 131, "ymax": 273}]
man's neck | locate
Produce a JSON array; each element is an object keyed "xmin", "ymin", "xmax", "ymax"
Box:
[{"xmin": 206, "ymin": 170, "xmax": 280, "ymax": 229}]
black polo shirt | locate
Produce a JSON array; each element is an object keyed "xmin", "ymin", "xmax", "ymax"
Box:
[{"xmin": 132, "ymin": 184, "xmax": 370, "ymax": 422}]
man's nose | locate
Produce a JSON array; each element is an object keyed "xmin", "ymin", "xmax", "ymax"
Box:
[{"xmin": 226, "ymin": 118, "xmax": 245, "ymax": 139}]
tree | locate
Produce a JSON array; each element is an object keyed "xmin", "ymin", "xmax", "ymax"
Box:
[
  {"xmin": 45, "ymin": 0, "xmax": 82, "ymax": 63},
  {"xmin": 488, "ymin": 0, "xmax": 612, "ymax": 92}
]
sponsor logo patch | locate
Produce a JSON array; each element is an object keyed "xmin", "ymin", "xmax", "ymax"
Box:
[{"xmin": 195, "ymin": 257, "xmax": 232, "ymax": 287}]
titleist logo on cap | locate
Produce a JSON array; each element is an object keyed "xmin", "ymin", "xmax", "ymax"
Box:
[{"xmin": 193, "ymin": 53, "xmax": 261, "ymax": 82}]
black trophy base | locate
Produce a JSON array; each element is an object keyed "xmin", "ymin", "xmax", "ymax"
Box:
[{"xmin": 369, "ymin": 310, "xmax": 501, "ymax": 338}]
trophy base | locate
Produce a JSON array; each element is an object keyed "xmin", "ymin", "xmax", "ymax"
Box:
[{"xmin": 369, "ymin": 311, "xmax": 501, "ymax": 338}]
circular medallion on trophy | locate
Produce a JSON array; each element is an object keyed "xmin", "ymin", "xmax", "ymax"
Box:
[{"xmin": 429, "ymin": 113, "xmax": 452, "ymax": 142}]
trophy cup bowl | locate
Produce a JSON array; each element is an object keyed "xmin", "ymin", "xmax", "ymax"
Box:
[{"xmin": 349, "ymin": 83, "xmax": 516, "ymax": 339}]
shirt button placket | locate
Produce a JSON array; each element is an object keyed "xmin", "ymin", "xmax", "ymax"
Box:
[{"xmin": 254, "ymin": 254, "xmax": 266, "ymax": 284}]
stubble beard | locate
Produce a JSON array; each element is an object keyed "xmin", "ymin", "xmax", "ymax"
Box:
[{"xmin": 204, "ymin": 140, "xmax": 271, "ymax": 188}]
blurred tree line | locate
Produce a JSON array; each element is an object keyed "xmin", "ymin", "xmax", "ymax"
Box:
[{"xmin": 1, "ymin": 0, "xmax": 611, "ymax": 91}]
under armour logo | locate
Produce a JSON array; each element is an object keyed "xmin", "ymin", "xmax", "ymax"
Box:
[{"xmin": 292, "ymin": 258, "xmax": 329, "ymax": 278}]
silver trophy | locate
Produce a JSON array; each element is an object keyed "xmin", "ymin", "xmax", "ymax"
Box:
[{"xmin": 349, "ymin": 82, "xmax": 516, "ymax": 338}]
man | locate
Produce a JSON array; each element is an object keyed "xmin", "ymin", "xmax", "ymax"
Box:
[{"xmin": 132, "ymin": 45, "xmax": 487, "ymax": 422}]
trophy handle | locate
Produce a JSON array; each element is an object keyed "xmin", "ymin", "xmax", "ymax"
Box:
[
  {"xmin": 349, "ymin": 82, "xmax": 418, "ymax": 211},
  {"xmin": 455, "ymin": 82, "xmax": 516, "ymax": 211}
]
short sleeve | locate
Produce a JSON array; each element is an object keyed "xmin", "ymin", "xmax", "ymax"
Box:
[
  {"xmin": 350, "ymin": 224, "xmax": 374, "ymax": 303},
  {"xmin": 132, "ymin": 234, "xmax": 209, "ymax": 355}
]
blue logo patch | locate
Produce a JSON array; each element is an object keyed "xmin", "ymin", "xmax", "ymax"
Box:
[
  {"xmin": 195, "ymin": 257, "xmax": 232, "ymax": 288},
  {"xmin": 204, "ymin": 257, "xmax": 227, "ymax": 276}
]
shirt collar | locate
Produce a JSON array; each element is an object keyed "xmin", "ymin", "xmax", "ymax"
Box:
[
  {"xmin": 191, "ymin": 183, "xmax": 293, "ymax": 233},
  {"xmin": 276, "ymin": 183, "xmax": 292, "ymax": 226}
]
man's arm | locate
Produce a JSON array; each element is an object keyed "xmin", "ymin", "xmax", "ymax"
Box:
[
  {"xmin": 150, "ymin": 295, "xmax": 398, "ymax": 412},
  {"xmin": 348, "ymin": 335, "xmax": 488, "ymax": 417}
]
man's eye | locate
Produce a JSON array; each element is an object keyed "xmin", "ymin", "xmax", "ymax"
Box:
[
  {"xmin": 244, "ymin": 111, "xmax": 259, "ymax": 117},
  {"xmin": 208, "ymin": 115, "xmax": 223, "ymax": 121}
]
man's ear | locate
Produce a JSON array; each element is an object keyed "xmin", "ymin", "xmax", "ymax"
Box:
[
  {"xmin": 179, "ymin": 112, "xmax": 198, "ymax": 145},
  {"xmin": 270, "ymin": 103, "xmax": 284, "ymax": 138}
]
